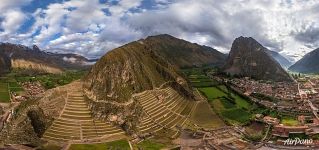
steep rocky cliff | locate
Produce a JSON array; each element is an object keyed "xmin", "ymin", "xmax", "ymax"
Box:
[{"xmin": 223, "ymin": 37, "xmax": 293, "ymax": 82}]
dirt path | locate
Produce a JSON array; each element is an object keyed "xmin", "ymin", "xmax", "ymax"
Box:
[{"xmin": 0, "ymin": 102, "xmax": 20, "ymax": 132}]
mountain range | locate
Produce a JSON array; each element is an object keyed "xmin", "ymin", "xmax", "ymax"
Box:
[
  {"xmin": 1, "ymin": 34, "xmax": 316, "ymax": 146},
  {"xmin": 289, "ymin": 48, "xmax": 319, "ymax": 73},
  {"xmin": 0, "ymin": 35, "xmax": 296, "ymax": 79},
  {"xmin": 0, "ymin": 43, "xmax": 93, "ymax": 75},
  {"xmin": 265, "ymin": 50, "xmax": 292, "ymax": 69},
  {"xmin": 82, "ymin": 35, "xmax": 297, "ymax": 134}
]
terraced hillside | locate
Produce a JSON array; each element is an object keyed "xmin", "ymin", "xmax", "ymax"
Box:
[
  {"xmin": 135, "ymin": 87, "xmax": 197, "ymax": 138},
  {"xmin": 43, "ymin": 82, "xmax": 124, "ymax": 142}
]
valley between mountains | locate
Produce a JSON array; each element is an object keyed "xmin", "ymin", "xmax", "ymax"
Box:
[{"xmin": 2, "ymin": 34, "xmax": 319, "ymax": 149}]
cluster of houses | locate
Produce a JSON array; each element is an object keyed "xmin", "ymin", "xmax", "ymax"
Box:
[
  {"xmin": 261, "ymin": 115, "xmax": 319, "ymax": 139},
  {"xmin": 21, "ymin": 82, "xmax": 45, "ymax": 98},
  {"xmin": 180, "ymin": 127, "xmax": 254, "ymax": 149},
  {"xmin": 229, "ymin": 77, "xmax": 299, "ymax": 101}
]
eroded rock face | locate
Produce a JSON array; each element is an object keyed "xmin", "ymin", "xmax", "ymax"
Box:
[
  {"xmin": 289, "ymin": 48, "xmax": 319, "ymax": 73},
  {"xmin": 223, "ymin": 37, "xmax": 293, "ymax": 82},
  {"xmin": 11, "ymin": 59, "xmax": 63, "ymax": 74}
]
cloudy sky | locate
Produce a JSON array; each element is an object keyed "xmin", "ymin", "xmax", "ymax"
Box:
[{"xmin": 0, "ymin": 0, "xmax": 318, "ymax": 61}]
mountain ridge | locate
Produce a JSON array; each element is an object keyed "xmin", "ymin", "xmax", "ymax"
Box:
[
  {"xmin": 0, "ymin": 43, "xmax": 92, "ymax": 74},
  {"xmin": 265, "ymin": 50, "xmax": 292, "ymax": 69},
  {"xmin": 141, "ymin": 34, "xmax": 227, "ymax": 68},
  {"xmin": 289, "ymin": 48, "xmax": 319, "ymax": 73}
]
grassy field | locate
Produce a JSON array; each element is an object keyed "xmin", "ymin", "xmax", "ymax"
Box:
[
  {"xmin": 184, "ymin": 67, "xmax": 254, "ymax": 125},
  {"xmin": 199, "ymin": 86, "xmax": 252, "ymax": 124},
  {"xmin": 68, "ymin": 139, "xmax": 130, "ymax": 150},
  {"xmin": 184, "ymin": 68, "xmax": 218, "ymax": 88},
  {"xmin": 191, "ymin": 81, "xmax": 215, "ymax": 87},
  {"xmin": 190, "ymin": 101, "xmax": 225, "ymax": 129},
  {"xmin": 136, "ymin": 140, "xmax": 165, "ymax": 150},
  {"xmin": 0, "ymin": 92, "xmax": 10, "ymax": 103},
  {"xmin": 0, "ymin": 82, "xmax": 9, "ymax": 103},
  {"xmin": 189, "ymin": 75, "xmax": 217, "ymax": 87},
  {"xmin": 0, "ymin": 79, "xmax": 24, "ymax": 103},
  {"xmin": 281, "ymin": 117, "xmax": 299, "ymax": 126},
  {"xmin": 232, "ymin": 94, "xmax": 251, "ymax": 109},
  {"xmin": 199, "ymin": 87, "xmax": 227, "ymax": 100},
  {"xmin": 221, "ymin": 108, "xmax": 251, "ymax": 124},
  {"xmin": 220, "ymin": 97, "xmax": 236, "ymax": 109},
  {"xmin": 16, "ymin": 71, "xmax": 86, "ymax": 89}
]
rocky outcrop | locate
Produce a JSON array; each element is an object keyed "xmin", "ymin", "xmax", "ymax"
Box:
[
  {"xmin": 289, "ymin": 48, "xmax": 319, "ymax": 73},
  {"xmin": 223, "ymin": 37, "xmax": 293, "ymax": 82}
]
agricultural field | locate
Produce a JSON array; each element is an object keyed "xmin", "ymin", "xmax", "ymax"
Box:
[
  {"xmin": 183, "ymin": 68, "xmax": 218, "ymax": 87},
  {"xmin": 68, "ymin": 139, "xmax": 131, "ymax": 150},
  {"xmin": 136, "ymin": 139, "xmax": 165, "ymax": 150},
  {"xmin": 199, "ymin": 87, "xmax": 228, "ymax": 100},
  {"xmin": 0, "ymin": 77, "xmax": 24, "ymax": 103},
  {"xmin": 281, "ymin": 116, "xmax": 300, "ymax": 126},
  {"xmin": 221, "ymin": 108, "xmax": 251, "ymax": 124},
  {"xmin": 190, "ymin": 101, "xmax": 225, "ymax": 129},
  {"xmin": 136, "ymin": 87, "xmax": 195, "ymax": 137},
  {"xmin": 199, "ymin": 86, "xmax": 253, "ymax": 124},
  {"xmin": 6, "ymin": 70, "xmax": 86, "ymax": 89},
  {"xmin": 219, "ymin": 97, "xmax": 236, "ymax": 109},
  {"xmin": 43, "ymin": 83, "xmax": 125, "ymax": 142},
  {"xmin": 183, "ymin": 67, "xmax": 254, "ymax": 125}
]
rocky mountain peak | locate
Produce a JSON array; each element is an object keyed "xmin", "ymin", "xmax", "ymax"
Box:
[
  {"xmin": 32, "ymin": 45, "xmax": 41, "ymax": 51},
  {"xmin": 224, "ymin": 37, "xmax": 293, "ymax": 82}
]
